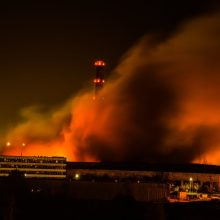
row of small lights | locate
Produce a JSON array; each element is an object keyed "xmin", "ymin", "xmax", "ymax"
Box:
[
  {"xmin": 6, "ymin": 142, "xmax": 26, "ymax": 147},
  {"xmin": 74, "ymin": 174, "xmax": 142, "ymax": 184},
  {"xmin": 93, "ymin": 79, "xmax": 105, "ymax": 83},
  {"xmin": 73, "ymin": 174, "xmax": 194, "ymax": 184}
]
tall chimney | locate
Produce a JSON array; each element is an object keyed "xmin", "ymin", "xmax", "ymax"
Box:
[{"xmin": 93, "ymin": 60, "xmax": 106, "ymax": 99}]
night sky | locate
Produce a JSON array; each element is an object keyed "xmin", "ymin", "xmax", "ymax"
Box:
[{"xmin": 0, "ymin": 0, "xmax": 218, "ymax": 130}]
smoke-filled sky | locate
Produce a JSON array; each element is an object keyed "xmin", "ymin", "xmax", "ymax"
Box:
[{"xmin": 1, "ymin": 1, "xmax": 220, "ymax": 164}]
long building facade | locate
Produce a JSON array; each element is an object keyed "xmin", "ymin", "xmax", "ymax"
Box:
[
  {"xmin": 0, "ymin": 155, "xmax": 220, "ymax": 202},
  {"xmin": 0, "ymin": 155, "xmax": 66, "ymax": 179},
  {"xmin": 66, "ymin": 162, "xmax": 220, "ymax": 192},
  {"xmin": 0, "ymin": 155, "xmax": 220, "ymax": 192}
]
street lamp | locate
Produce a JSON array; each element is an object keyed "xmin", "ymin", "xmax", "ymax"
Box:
[
  {"xmin": 189, "ymin": 177, "xmax": 193, "ymax": 192},
  {"xmin": 75, "ymin": 173, "xmax": 80, "ymax": 180}
]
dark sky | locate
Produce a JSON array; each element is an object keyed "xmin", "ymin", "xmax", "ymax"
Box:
[{"xmin": 0, "ymin": 0, "xmax": 218, "ymax": 130}]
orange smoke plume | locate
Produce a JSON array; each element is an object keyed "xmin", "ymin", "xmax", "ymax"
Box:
[{"xmin": 1, "ymin": 12, "xmax": 220, "ymax": 164}]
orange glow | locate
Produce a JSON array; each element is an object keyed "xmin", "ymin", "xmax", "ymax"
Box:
[{"xmin": 1, "ymin": 14, "xmax": 220, "ymax": 165}]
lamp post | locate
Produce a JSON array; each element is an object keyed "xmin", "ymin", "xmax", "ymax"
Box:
[{"xmin": 189, "ymin": 177, "xmax": 193, "ymax": 192}]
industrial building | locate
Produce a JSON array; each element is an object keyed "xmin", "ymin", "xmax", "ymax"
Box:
[
  {"xmin": 1, "ymin": 155, "xmax": 220, "ymax": 187},
  {"xmin": 0, "ymin": 155, "xmax": 220, "ymax": 201},
  {"xmin": 67, "ymin": 162, "xmax": 220, "ymax": 192},
  {"xmin": 0, "ymin": 155, "xmax": 220, "ymax": 188},
  {"xmin": 0, "ymin": 155, "xmax": 66, "ymax": 179}
]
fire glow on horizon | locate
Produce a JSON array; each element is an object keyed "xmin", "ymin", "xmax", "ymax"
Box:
[{"xmin": 1, "ymin": 12, "xmax": 220, "ymax": 164}]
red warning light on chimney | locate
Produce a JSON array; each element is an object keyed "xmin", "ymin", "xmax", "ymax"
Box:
[{"xmin": 94, "ymin": 60, "xmax": 106, "ymax": 67}]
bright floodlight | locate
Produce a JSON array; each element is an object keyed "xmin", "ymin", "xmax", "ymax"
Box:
[{"xmin": 75, "ymin": 173, "xmax": 80, "ymax": 180}]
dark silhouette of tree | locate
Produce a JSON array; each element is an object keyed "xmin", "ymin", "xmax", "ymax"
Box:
[
  {"xmin": 6, "ymin": 170, "xmax": 29, "ymax": 197},
  {"xmin": 2, "ymin": 170, "xmax": 30, "ymax": 220}
]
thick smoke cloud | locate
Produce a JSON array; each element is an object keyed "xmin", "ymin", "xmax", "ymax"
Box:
[{"xmin": 1, "ymin": 12, "xmax": 220, "ymax": 164}]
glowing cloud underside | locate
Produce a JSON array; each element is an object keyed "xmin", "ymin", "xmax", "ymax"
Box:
[{"xmin": 1, "ymin": 12, "xmax": 220, "ymax": 164}]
